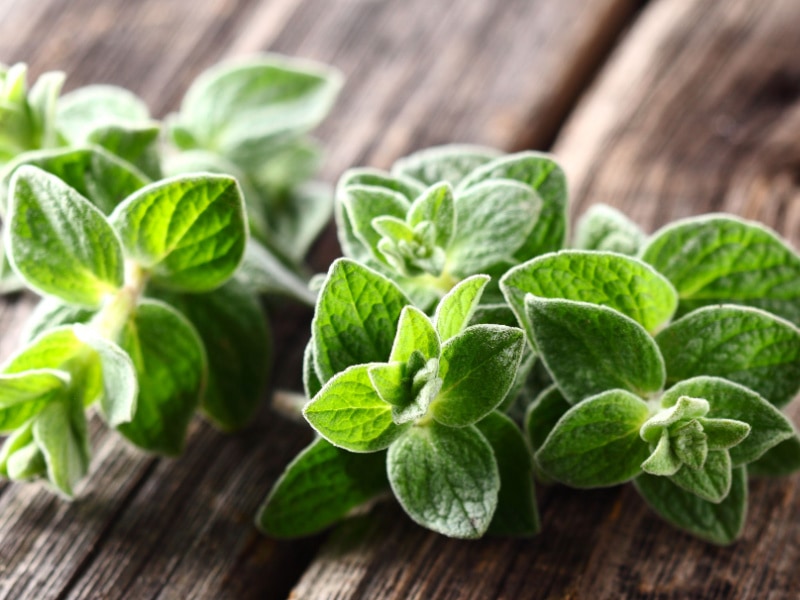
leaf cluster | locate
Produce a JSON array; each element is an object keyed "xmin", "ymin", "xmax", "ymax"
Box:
[{"xmin": 262, "ymin": 145, "xmax": 800, "ymax": 545}]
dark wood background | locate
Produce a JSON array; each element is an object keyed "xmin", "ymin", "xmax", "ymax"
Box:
[{"xmin": 1, "ymin": 0, "xmax": 799, "ymax": 598}]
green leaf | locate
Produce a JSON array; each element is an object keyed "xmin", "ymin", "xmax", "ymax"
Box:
[
  {"xmin": 7, "ymin": 165, "xmax": 124, "ymax": 307},
  {"xmin": 525, "ymin": 384, "xmax": 571, "ymax": 452},
  {"xmin": 407, "ymin": 182, "xmax": 455, "ymax": 249},
  {"xmin": 574, "ymin": 204, "xmax": 645, "ymax": 256},
  {"xmin": 312, "ymin": 259, "xmax": 409, "ymax": 381},
  {"xmin": 661, "ymin": 377, "xmax": 793, "ymax": 465},
  {"xmin": 304, "ymin": 364, "xmax": 406, "ymax": 452},
  {"xmin": 32, "ymin": 396, "xmax": 90, "ymax": 498},
  {"xmin": 152, "ymin": 279, "xmax": 271, "ymax": 431},
  {"xmin": 669, "ymin": 449, "xmax": 732, "ymax": 503},
  {"xmin": 501, "ymin": 251, "xmax": 678, "ymax": 340},
  {"xmin": 392, "ymin": 145, "xmax": 502, "ymax": 187},
  {"xmin": 641, "ymin": 431, "xmax": 682, "ymax": 476},
  {"xmin": 2, "ymin": 326, "xmax": 102, "ymax": 408},
  {"xmin": 257, "ymin": 437, "xmax": 388, "ymax": 538},
  {"xmin": 432, "ymin": 325, "xmax": 524, "ymax": 427},
  {"xmin": 458, "ymin": 151, "xmax": 567, "ymax": 258},
  {"xmin": 27, "ymin": 70, "xmax": 64, "ymax": 149},
  {"xmin": 266, "ymin": 183, "xmax": 333, "ymax": 265},
  {"xmin": 110, "ymin": 173, "xmax": 247, "ymax": 292},
  {"xmin": 0, "ymin": 369, "xmax": 67, "ymax": 432},
  {"xmin": 655, "ymin": 305, "xmax": 800, "ymax": 407},
  {"xmin": 671, "ymin": 420, "xmax": 709, "ymax": 469},
  {"xmin": 476, "ymin": 411, "xmax": 539, "ymax": 536},
  {"xmin": 0, "ymin": 146, "xmax": 148, "ymax": 216},
  {"xmin": 73, "ymin": 325, "xmax": 137, "ymax": 428},
  {"xmin": 434, "ymin": 275, "xmax": 490, "ymax": 341},
  {"xmin": 448, "ymin": 180, "xmax": 540, "ymax": 276},
  {"xmin": 21, "ymin": 297, "xmax": 95, "ymax": 343},
  {"xmin": 535, "ymin": 389, "xmax": 651, "ymax": 487},
  {"xmin": 700, "ymin": 418, "xmax": 751, "ymax": 451},
  {"xmin": 303, "ymin": 339, "xmax": 323, "ymax": 399},
  {"xmin": 339, "ymin": 168, "xmax": 426, "ymax": 201},
  {"xmin": 57, "ymin": 84, "xmax": 150, "ymax": 143},
  {"xmin": 640, "ymin": 396, "xmax": 710, "ymax": 444},
  {"xmin": 173, "ymin": 54, "xmax": 342, "ymax": 167},
  {"xmin": 387, "ymin": 421, "xmax": 499, "ymax": 538},
  {"xmin": 748, "ymin": 434, "xmax": 800, "ymax": 477},
  {"xmin": 0, "ymin": 421, "xmax": 46, "ymax": 480},
  {"xmin": 341, "ymin": 184, "xmax": 410, "ymax": 259},
  {"xmin": 116, "ymin": 300, "xmax": 206, "ymax": 455},
  {"xmin": 368, "ymin": 362, "xmax": 409, "ymax": 407},
  {"xmin": 526, "ymin": 297, "xmax": 665, "ymax": 404},
  {"xmin": 389, "ymin": 306, "xmax": 440, "ymax": 363},
  {"xmin": 88, "ymin": 123, "xmax": 161, "ymax": 180},
  {"xmin": 235, "ymin": 240, "xmax": 316, "ymax": 306},
  {"xmin": 634, "ymin": 466, "xmax": 747, "ymax": 545},
  {"xmin": 641, "ymin": 215, "xmax": 800, "ymax": 326}
]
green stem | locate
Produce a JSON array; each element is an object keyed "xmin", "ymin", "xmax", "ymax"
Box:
[{"xmin": 89, "ymin": 261, "xmax": 148, "ymax": 341}]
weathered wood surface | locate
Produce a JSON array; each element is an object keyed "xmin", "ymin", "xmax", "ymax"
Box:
[
  {"xmin": 292, "ymin": 0, "xmax": 800, "ymax": 598},
  {"xmin": 0, "ymin": 0, "xmax": 645, "ymax": 598}
]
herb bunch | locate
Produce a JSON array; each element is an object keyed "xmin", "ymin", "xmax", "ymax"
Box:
[
  {"xmin": 260, "ymin": 145, "xmax": 800, "ymax": 544},
  {"xmin": 0, "ymin": 55, "xmax": 341, "ymax": 496}
]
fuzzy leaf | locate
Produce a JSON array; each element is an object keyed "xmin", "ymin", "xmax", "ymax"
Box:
[
  {"xmin": 448, "ymin": 180, "xmax": 540, "ymax": 276},
  {"xmin": 304, "ymin": 364, "xmax": 406, "ymax": 452},
  {"xmin": 312, "ymin": 259, "xmax": 409, "ymax": 381},
  {"xmin": 392, "ymin": 145, "xmax": 501, "ymax": 187},
  {"xmin": 432, "ymin": 325, "xmax": 524, "ymax": 427},
  {"xmin": 476, "ymin": 411, "xmax": 539, "ymax": 536},
  {"xmin": 257, "ymin": 437, "xmax": 388, "ymax": 538},
  {"xmin": 389, "ymin": 306, "xmax": 440, "ymax": 363},
  {"xmin": 153, "ymin": 279, "xmax": 271, "ymax": 431},
  {"xmin": 641, "ymin": 431, "xmax": 682, "ymax": 477},
  {"xmin": 407, "ymin": 182, "xmax": 455, "ymax": 248},
  {"xmin": 57, "ymin": 84, "xmax": 150, "ymax": 143},
  {"xmin": 669, "ymin": 449, "xmax": 732, "ymax": 503},
  {"xmin": 117, "ymin": 300, "xmax": 206, "ymax": 455},
  {"xmin": 434, "ymin": 275, "xmax": 490, "ymax": 341},
  {"xmin": 641, "ymin": 215, "xmax": 800, "ymax": 326},
  {"xmin": 303, "ymin": 340, "xmax": 323, "ymax": 399},
  {"xmin": 0, "ymin": 146, "xmax": 148, "ymax": 216},
  {"xmin": 501, "ymin": 251, "xmax": 677, "ymax": 340},
  {"xmin": 88, "ymin": 123, "xmax": 161, "ymax": 180},
  {"xmin": 0, "ymin": 370, "xmax": 66, "ymax": 432},
  {"xmin": 661, "ymin": 377, "xmax": 793, "ymax": 465},
  {"xmin": 748, "ymin": 434, "xmax": 800, "ymax": 477},
  {"xmin": 387, "ymin": 422, "xmax": 499, "ymax": 538},
  {"xmin": 656, "ymin": 305, "xmax": 800, "ymax": 407},
  {"xmin": 634, "ymin": 466, "xmax": 747, "ymax": 545},
  {"xmin": 342, "ymin": 185, "xmax": 410, "ymax": 259},
  {"xmin": 525, "ymin": 384, "xmax": 571, "ymax": 452},
  {"xmin": 7, "ymin": 166, "xmax": 124, "ymax": 307},
  {"xmin": 338, "ymin": 168, "xmax": 425, "ymax": 201},
  {"xmin": 110, "ymin": 174, "xmax": 247, "ymax": 292},
  {"xmin": 574, "ymin": 204, "xmax": 645, "ymax": 256},
  {"xmin": 535, "ymin": 389, "xmax": 651, "ymax": 487},
  {"xmin": 458, "ymin": 151, "xmax": 567, "ymax": 257},
  {"xmin": 526, "ymin": 297, "xmax": 665, "ymax": 404}
]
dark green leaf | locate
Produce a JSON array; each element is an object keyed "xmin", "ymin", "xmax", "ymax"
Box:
[
  {"xmin": 536, "ymin": 389, "xmax": 651, "ymax": 487},
  {"xmin": 656, "ymin": 305, "xmax": 800, "ymax": 407},
  {"xmin": 748, "ymin": 434, "xmax": 800, "ymax": 477},
  {"xmin": 257, "ymin": 437, "xmax": 388, "ymax": 538},
  {"xmin": 526, "ymin": 297, "xmax": 665, "ymax": 404},
  {"xmin": 117, "ymin": 300, "xmax": 206, "ymax": 455},
  {"xmin": 476, "ymin": 411, "xmax": 539, "ymax": 536},
  {"xmin": 634, "ymin": 466, "xmax": 747, "ymax": 545},
  {"xmin": 641, "ymin": 215, "xmax": 800, "ymax": 326}
]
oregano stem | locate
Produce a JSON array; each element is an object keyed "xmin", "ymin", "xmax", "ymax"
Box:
[{"xmin": 89, "ymin": 260, "xmax": 148, "ymax": 341}]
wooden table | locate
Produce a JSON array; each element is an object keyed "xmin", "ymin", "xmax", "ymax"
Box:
[{"xmin": 1, "ymin": 0, "xmax": 799, "ymax": 597}]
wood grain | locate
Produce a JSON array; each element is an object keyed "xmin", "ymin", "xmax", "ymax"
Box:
[
  {"xmin": 292, "ymin": 0, "xmax": 800, "ymax": 598},
  {"xmin": 0, "ymin": 0, "xmax": 641, "ymax": 597}
]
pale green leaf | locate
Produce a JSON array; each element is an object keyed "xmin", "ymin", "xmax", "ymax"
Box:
[
  {"xmin": 434, "ymin": 275, "xmax": 490, "ymax": 341},
  {"xmin": 391, "ymin": 145, "xmax": 501, "ymax": 187},
  {"xmin": 574, "ymin": 204, "xmax": 645, "ymax": 256},
  {"xmin": 387, "ymin": 421, "xmax": 499, "ymax": 538}
]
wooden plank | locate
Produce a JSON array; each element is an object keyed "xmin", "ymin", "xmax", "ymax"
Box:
[
  {"xmin": 292, "ymin": 0, "xmax": 800, "ymax": 598},
  {"xmin": 0, "ymin": 0, "xmax": 640, "ymax": 597}
]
